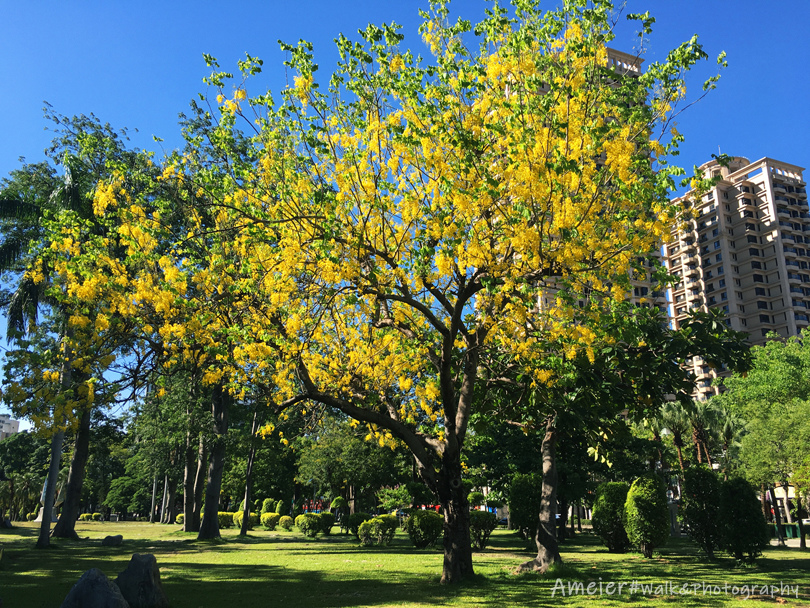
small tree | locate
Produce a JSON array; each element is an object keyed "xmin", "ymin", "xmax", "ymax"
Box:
[
  {"xmin": 625, "ymin": 474, "xmax": 668, "ymax": 558},
  {"xmin": 591, "ymin": 482, "xmax": 630, "ymax": 553},
  {"xmin": 719, "ymin": 477, "xmax": 769, "ymax": 562},
  {"xmin": 469, "ymin": 510, "xmax": 498, "ymax": 551},
  {"xmin": 681, "ymin": 465, "xmax": 721, "ymax": 559}
]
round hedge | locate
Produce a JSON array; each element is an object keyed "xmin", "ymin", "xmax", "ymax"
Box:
[
  {"xmin": 625, "ymin": 474, "xmax": 668, "ymax": 558},
  {"xmin": 592, "ymin": 481, "xmax": 630, "ymax": 553},
  {"xmin": 404, "ymin": 509, "xmax": 443, "ymax": 549}
]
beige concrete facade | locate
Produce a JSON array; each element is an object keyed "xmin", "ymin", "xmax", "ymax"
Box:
[
  {"xmin": 665, "ymin": 156, "xmax": 808, "ymax": 400},
  {"xmin": 0, "ymin": 413, "xmax": 20, "ymax": 440}
]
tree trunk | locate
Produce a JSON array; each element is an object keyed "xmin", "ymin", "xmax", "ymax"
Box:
[
  {"xmin": 692, "ymin": 428, "xmax": 702, "ymax": 464},
  {"xmin": 165, "ymin": 476, "xmax": 177, "ymax": 524},
  {"xmin": 36, "ymin": 429, "xmax": 64, "ymax": 548},
  {"xmin": 159, "ymin": 475, "xmax": 168, "ymax": 523},
  {"xmin": 182, "ymin": 430, "xmax": 196, "ymax": 530},
  {"xmin": 782, "ymin": 483, "xmax": 793, "ymax": 524},
  {"xmin": 576, "ymin": 500, "xmax": 582, "ymax": 533},
  {"xmin": 770, "ymin": 487, "xmax": 786, "ymax": 547},
  {"xmin": 702, "ymin": 441, "xmax": 713, "ymax": 469},
  {"xmin": 150, "ymin": 476, "xmax": 158, "ymax": 524},
  {"xmin": 520, "ymin": 418, "xmax": 562, "ymax": 573},
  {"xmin": 191, "ymin": 437, "xmax": 207, "ymax": 531},
  {"xmin": 37, "ymin": 338, "xmax": 72, "ymax": 549},
  {"xmin": 52, "ymin": 404, "xmax": 92, "ymax": 539},
  {"xmin": 240, "ymin": 409, "xmax": 260, "ymax": 537},
  {"xmin": 797, "ymin": 496, "xmax": 807, "ymax": 550},
  {"xmin": 198, "ymin": 384, "xmax": 230, "ymax": 540},
  {"xmin": 433, "ymin": 452, "xmax": 474, "ymax": 584}
]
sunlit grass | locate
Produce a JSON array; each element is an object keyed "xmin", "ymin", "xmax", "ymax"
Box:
[{"xmin": 1, "ymin": 522, "xmax": 807, "ymax": 607}]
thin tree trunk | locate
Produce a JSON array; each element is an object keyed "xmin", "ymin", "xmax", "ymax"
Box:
[
  {"xmin": 150, "ymin": 476, "xmax": 158, "ymax": 523},
  {"xmin": 52, "ymin": 404, "xmax": 92, "ymax": 539},
  {"xmin": 702, "ymin": 441, "xmax": 713, "ymax": 469},
  {"xmin": 167, "ymin": 477, "xmax": 178, "ymax": 524},
  {"xmin": 692, "ymin": 428, "xmax": 703, "ymax": 464},
  {"xmin": 576, "ymin": 500, "xmax": 582, "ymax": 533},
  {"xmin": 782, "ymin": 483, "xmax": 793, "ymax": 524},
  {"xmin": 520, "ymin": 417, "xmax": 562, "ymax": 573},
  {"xmin": 182, "ymin": 431, "xmax": 196, "ymax": 530},
  {"xmin": 198, "ymin": 384, "xmax": 230, "ymax": 540},
  {"xmin": 37, "ymin": 336, "xmax": 72, "ymax": 549},
  {"xmin": 37, "ymin": 430, "xmax": 64, "ymax": 548},
  {"xmin": 191, "ymin": 437, "xmax": 206, "ymax": 531},
  {"xmin": 159, "ymin": 475, "xmax": 168, "ymax": 524},
  {"xmin": 770, "ymin": 487, "xmax": 786, "ymax": 547},
  {"xmin": 761, "ymin": 483, "xmax": 769, "ymax": 521},
  {"xmin": 557, "ymin": 496, "xmax": 569, "ymax": 541},
  {"xmin": 240, "ymin": 409, "xmax": 260, "ymax": 536}
]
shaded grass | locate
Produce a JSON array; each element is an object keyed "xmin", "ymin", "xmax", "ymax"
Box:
[{"xmin": 1, "ymin": 522, "xmax": 808, "ymax": 607}]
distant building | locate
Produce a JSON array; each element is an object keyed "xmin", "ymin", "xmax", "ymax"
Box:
[
  {"xmin": 0, "ymin": 413, "xmax": 20, "ymax": 440},
  {"xmin": 665, "ymin": 156, "xmax": 808, "ymax": 400}
]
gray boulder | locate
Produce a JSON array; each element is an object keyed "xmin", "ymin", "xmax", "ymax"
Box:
[
  {"xmin": 101, "ymin": 535, "xmax": 124, "ymax": 547},
  {"xmin": 60, "ymin": 568, "xmax": 129, "ymax": 608},
  {"xmin": 115, "ymin": 554, "xmax": 169, "ymax": 608}
]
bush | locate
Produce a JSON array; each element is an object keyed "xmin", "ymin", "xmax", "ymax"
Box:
[
  {"xmin": 330, "ymin": 496, "xmax": 347, "ymax": 511},
  {"xmin": 218, "ymin": 512, "xmax": 234, "ymax": 528},
  {"xmin": 625, "ymin": 474, "xmax": 668, "ymax": 558},
  {"xmin": 592, "ymin": 481, "xmax": 631, "ymax": 553},
  {"xmin": 176, "ymin": 513, "xmax": 185, "ymax": 525},
  {"xmin": 319, "ymin": 512, "xmax": 335, "ymax": 535},
  {"xmin": 295, "ymin": 513, "xmax": 321, "ymax": 537},
  {"xmin": 719, "ymin": 477, "xmax": 769, "ymax": 562},
  {"xmin": 469, "ymin": 510, "xmax": 497, "ymax": 550},
  {"xmin": 468, "ymin": 491, "xmax": 485, "ymax": 507},
  {"xmin": 681, "ymin": 465, "xmax": 721, "ymax": 559},
  {"xmin": 279, "ymin": 515, "xmax": 294, "ymax": 531},
  {"xmin": 276, "ymin": 500, "xmax": 286, "ymax": 516},
  {"xmin": 79, "ymin": 513, "xmax": 92, "ymax": 521},
  {"xmin": 233, "ymin": 510, "xmax": 259, "ymax": 530},
  {"xmin": 347, "ymin": 512, "xmax": 372, "ymax": 538},
  {"xmin": 261, "ymin": 498, "xmax": 276, "ymax": 514},
  {"xmin": 92, "ymin": 512, "xmax": 103, "ymax": 521},
  {"xmin": 508, "ymin": 473, "xmax": 543, "ymax": 540},
  {"xmin": 404, "ymin": 509, "xmax": 443, "ymax": 548},
  {"xmin": 358, "ymin": 516, "xmax": 397, "ymax": 546},
  {"xmin": 26, "ymin": 512, "xmax": 37, "ymax": 521},
  {"xmin": 261, "ymin": 512, "xmax": 280, "ymax": 530}
]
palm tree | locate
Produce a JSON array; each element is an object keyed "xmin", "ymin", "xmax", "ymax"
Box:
[
  {"xmin": 660, "ymin": 401, "xmax": 691, "ymax": 472},
  {"xmin": 716, "ymin": 403, "xmax": 746, "ymax": 480}
]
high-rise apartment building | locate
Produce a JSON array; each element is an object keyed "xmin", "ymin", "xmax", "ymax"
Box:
[
  {"xmin": 0, "ymin": 413, "xmax": 20, "ymax": 440},
  {"xmin": 665, "ymin": 156, "xmax": 808, "ymax": 400}
]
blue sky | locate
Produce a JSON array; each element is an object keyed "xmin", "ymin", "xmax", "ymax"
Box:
[{"xmin": 2, "ymin": 0, "xmax": 809, "ymax": 427}]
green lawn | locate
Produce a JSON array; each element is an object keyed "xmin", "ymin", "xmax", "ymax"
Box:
[{"xmin": 1, "ymin": 522, "xmax": 807, "ymax": 607}]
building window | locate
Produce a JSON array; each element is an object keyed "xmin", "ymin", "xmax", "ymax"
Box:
[
  {"xmin": 757, "ymin": 301, "xmax": 769, "ymax": 310},
  {"xmin": 750, "ymin": 248, "xmax": 760, "ymax": 256},
  {"xmin": 759, "ymin": 314, "xmax": 771, "ymax": 323},
  {"xmin": 747, "ymin": 235, "xmax": 758, "ymax": 243},
  {"xmin": 736, "ymin": 291, "xmax": 743, "ymax": 300},
  {"xmin": 753, "ymin": 274, "xmax": 765, "ymax": 283},
  {"xmin": 751, "ymin": 261, "xmax": 762, "ymax": 270},
  {"xmin": 721, "ymin": 292, "xmax": 728, "ymax": 301},
  {"xmin": 755, "ymin": 287, "xmax": 766, "ymax": 296},
  {"xmin": 719, "ymin": 278, "xmax": 726, "ymax": 287},
  {"xmin": 738, "ymin": 305, "xmax": 745, "ymax": 313}
]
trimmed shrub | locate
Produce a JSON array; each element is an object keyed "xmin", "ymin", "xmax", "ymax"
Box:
[
  {"xmin": 467, "ymin": 491, "xmax": 485, "ymax": 507},
  {"xmin": 404, "ymin": 509, "xmax": 443, "ymax": 548},
  {"xmin": 347, "ymin": 512, "xmax": 372, "ymax": 538},
  {"xmin": 26, "ymin": 512, "xmax": 37, "ymax": 521},
  {"xmin": 330, "ymin": 496, "xmax": 347, "ymax": 511},
  {"xmin": 469, "ymin": 510, "xmax": 497, "ymax": 551},
  {"xmin": 261, "ymin": 498, "xmax": 276, "ymax": 514},
  {"xmin": 358, "ymin": 516, "xmax": 397, "ymax": 546},
  {"xmin": 279, "ymin": 515, "xmax": 294, "ymax": 531},
  {"xmin": 233, "ymin": 510, "xmax": 259, "ymax": 530},
  {"xmin": 295, "ymin": 513, "xmax": 321, "ymax": 537},
  {"xmin": 508, "ymin": 472, "xmax": 543, "ymax": 540},
  {"xmin": 625, "ymin": 474, "xmax": 668, "ymax": 558},
  {"xmin": 261, "ymin": 512, "xmax": 281, "ymax": 530},
  {"xmin": 218, "ymin": 512, "xmax": 234, "ymax": 528},
  {"xmin": 176, "ymin": 513, "xmax": 185, "ymax": 525},
  {"xmin": 681, "ymin": 465, "xmax": 722, "ymax": 559},
  {"xmin": 319, "ymin": 512, "xmax": 335, "ymax": 535},
  {"xmin": 275, "ymin": 500, "xmax": 285, "ymax": 516},
  {"xmin": 92, "ymin": 512, "xmax": 103, "ymax": 521},
  {"xmin": 592, "ymin": 481, "xmax": 631, "ymax": 553},
  {"xmin": 719, "ymin": 477, "xmax": 769, "ymax": 562},
  {"xmin": 79, "ymin": 513, "xmax": 93, "ymax": 521}
]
